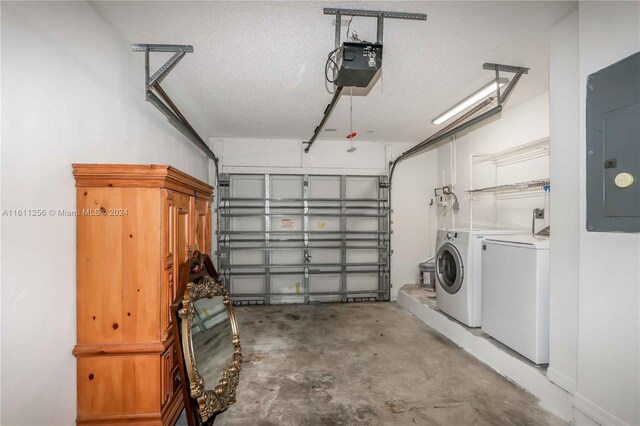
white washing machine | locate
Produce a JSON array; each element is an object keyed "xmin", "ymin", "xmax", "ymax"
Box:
[
  {"xmin": 435, "ymin": 229, "xmax": 517, "ymax": 327},
  {"xmin": 481, "ymin": 234, "xmax": 550, "ymax": 364}
]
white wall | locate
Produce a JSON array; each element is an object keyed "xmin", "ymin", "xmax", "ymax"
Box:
[
  {"xmin": 1, "ymin": 2, "xmax": 215, "ymax": 424},
  {"xmin": 547, "ymin": 9, "xmax": 580, "ymax": 395},
  {"xmin": 216, "ymin": 137, "xmax": 394, "ymax": 176},
  {"xmin": 388, "ymin": 147, "xmax": 439, "ymax": 299},
  {"xmin": 435, "ymin": 92, "xmax": 551, "ymax": 233},
  {"xmin": 574, "ymin": 2, "xmax": 640, "ymax": 424}
]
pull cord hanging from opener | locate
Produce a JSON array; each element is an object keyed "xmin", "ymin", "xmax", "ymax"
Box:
[{"xmin": 346, "ymin": 86, "xmax": 357, "ymax": 152}]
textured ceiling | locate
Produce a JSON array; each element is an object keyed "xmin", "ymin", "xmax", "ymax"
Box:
[{"xmin": 92, "ymin": 1, "xmax": 576, "ymax": 143}]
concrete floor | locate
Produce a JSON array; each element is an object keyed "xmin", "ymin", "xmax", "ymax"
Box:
[{"xmin": 197, "ymin": 302, "xmax": 563, "ymax": 425}]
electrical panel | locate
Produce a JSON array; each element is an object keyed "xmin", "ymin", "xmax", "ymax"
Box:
[
  {"xmin": 335, "ymin": 42, "xmax": 383, "ymax": 88},
  {"xmin": 586, "ymin": 51, "xmax": 640, "ymax": 233}
]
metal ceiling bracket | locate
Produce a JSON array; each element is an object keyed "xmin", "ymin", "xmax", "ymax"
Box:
[
  {"xmin": 132, "ymin": 43, "xmax": 219, "ymax": 165},
  {"xmin": 323, "ymin": 8, "xmax": 426, "ymax": 20},
  {"xmin": 323, "ymin": 8, "xmax": 426, "ymax": 46},
  {"xmin": 483, "ymin": 62, "xmax": 530, "ymax": 105},
  {"xmin": 132, "ymin": 44, "xmax": 193, "ymax": 53},
  {"xmin": 148, "ymin": 51, "xmax": 187, "ymax": 87}
]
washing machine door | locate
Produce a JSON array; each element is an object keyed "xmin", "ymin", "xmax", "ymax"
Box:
[{"xmin": 436, "ymin": 243, "xmax": 464, "ymax": 294}]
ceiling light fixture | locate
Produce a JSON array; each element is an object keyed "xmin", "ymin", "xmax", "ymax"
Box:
[{"xmin": 432, "ymin": 78, "xmax": 509, "ymax": 125}]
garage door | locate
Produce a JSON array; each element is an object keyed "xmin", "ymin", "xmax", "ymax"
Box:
[{"xmin": 216, "ymin": 173, "xmax": 390, "ymax": 304}]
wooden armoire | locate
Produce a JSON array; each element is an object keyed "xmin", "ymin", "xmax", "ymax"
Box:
[{"xmin": 72, "ymin": 164, "xmax": 213, "ymax": 425}]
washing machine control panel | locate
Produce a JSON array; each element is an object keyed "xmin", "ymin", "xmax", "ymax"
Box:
[{"xmin": 436, "ymin": 230, "xmax": 469, "ymax": 245}]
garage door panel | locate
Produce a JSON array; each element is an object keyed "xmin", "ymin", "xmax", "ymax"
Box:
[
  {"xmin": 309, "ymin": 275, "xmax": 341, "ymax": 302},
  {"xmin": 346, "ymin": 217, "xmax": 379, "ymax": 231},
  {"xmin": 347, "ymin": 273, "xmax": 379, "ymax": 296},
  {"xmin": 231, "ymin": 277, "xmax": 264, "ymax": 296},
  {"xmin": 231, "ymin": 175, "xmax": 264, "ymax": 197},
  {"xmin": 272, "ymin": 249, "xmax": 302, "ymax": 264},
  {"xmin": 347, "ymin": 249, "xmax": 379, "ymax": 263},
  {"xmin": 272, "ymin": 216, "xmax": 302, "ymax": 232},
  {"xmin": 231, "ymin": 216, "xmax": 264, "ymax": 232},
  {"xmin": 271, "ymin": 275, "xmax": 304, "ymax": 304},
  {"xmin": 308, "ymin": 248, "xmax": 340, "ymax": 264},
  {"xmin": 310, "ymin": 217, "xmax": 339, "ymax": 231},
  {"xmin": 230, "ymin": 250, "xmax": 264, "ymax": 265},
  {"xmin": 346, "ymin": 177, "xmax": 378, "ymax": 198},
  {"xmin": 271, "ymin": 175, "xmax": 303, "ymax": 198},
  {"xmin": 218, "ymin": 173, "xmax": 389, "ymax": 304},
  {"xmin": 309, "ymin": 176, "xmax": 341, "ymax": 198}
]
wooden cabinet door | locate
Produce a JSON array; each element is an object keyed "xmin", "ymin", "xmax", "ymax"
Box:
[{"xmin": 194, "ymin": 197, "xmax": 212, "ymax": 255}]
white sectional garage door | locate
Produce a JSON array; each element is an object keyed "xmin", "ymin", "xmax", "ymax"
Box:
[{"xmin": 216, "ymin": 173, "xmax": 390, "ymax": 304}]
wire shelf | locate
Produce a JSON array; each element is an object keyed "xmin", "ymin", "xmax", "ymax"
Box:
[
  {"xmin": 471, "ymin": 137, "xmax": 550, "ymax": 164},
  {"xmin": 466, "ymin": 178, "xmax": 550, "ymax": 194}
]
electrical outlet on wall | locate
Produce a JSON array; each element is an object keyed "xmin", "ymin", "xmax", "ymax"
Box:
[{"xmin": 434, "ymin": 186, "xmax": 454, "ymax": 207}]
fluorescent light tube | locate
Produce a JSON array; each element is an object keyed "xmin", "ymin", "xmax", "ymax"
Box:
[{"xmin": 432, "ymin": 78, "xmax": 509, "ymax": 125}]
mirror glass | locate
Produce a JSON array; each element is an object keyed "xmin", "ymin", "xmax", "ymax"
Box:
[{"xmin": 192, "ymin": 296, "xmax": 234, "ymax": 388}]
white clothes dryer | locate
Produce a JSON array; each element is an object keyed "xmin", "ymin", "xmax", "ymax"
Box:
[{"xmin": 481, "ymin": 234, "xmax": 550, "ymax": 364}]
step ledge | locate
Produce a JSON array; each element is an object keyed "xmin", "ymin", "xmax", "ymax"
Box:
[{"xmin": 397, "ymin": 284, "xmax": 574, "ymax": 423}]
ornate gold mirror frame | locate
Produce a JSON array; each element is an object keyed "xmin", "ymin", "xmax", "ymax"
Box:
[{"xmin": 172, "ymin": 252, "xmax": 242, "ymax": 425}]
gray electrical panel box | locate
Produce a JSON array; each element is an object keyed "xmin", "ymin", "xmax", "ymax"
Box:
[{"xmin": 586, "ymin": 51, "xmax": 640, "ymax": 233}]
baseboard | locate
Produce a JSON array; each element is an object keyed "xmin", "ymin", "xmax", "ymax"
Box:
[
  {"xmin": 574, "ymin": 393, "xmax": 628, "ymax": 425},
  {"xmin": 546, "ymin": 367, "xmax": 577, "ymax": 394}
]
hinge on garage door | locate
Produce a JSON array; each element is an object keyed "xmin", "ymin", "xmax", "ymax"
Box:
[{"xmin": 218, "ymin": 174, "xmax": 230, "ymax": 187}]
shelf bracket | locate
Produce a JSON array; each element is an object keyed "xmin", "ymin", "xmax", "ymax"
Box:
[
  {"xmin": 483, "ymin": 62, "xmax": 530, "ymax": 105},
  {"xmin": 132, "ymin": 43, "xmax": 219, "ymax": 165}
]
